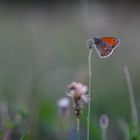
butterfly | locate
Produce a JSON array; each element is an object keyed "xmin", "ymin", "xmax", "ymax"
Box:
[{"xmin": 88, "ymin": 36, "xmax": 120, "ymax": 58}]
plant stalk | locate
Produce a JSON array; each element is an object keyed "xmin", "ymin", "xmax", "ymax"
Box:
[
  {"xmin": 124, "ymin": 66, "xmax": 139, "ymax": 132},
  {"xmin": 87, "ymin": 49, "xmax": 92, "ymax": 140}
]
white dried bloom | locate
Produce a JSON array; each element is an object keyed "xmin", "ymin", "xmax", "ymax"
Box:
[
  {"xmin": 57, "ymin": 97, "xmax": 70, "ymax": 117},
  {"xmin": 67, "ymin": 82, "xmax": 89, "ymax": 103},
  {"xmin": 57, "ymin": 97, "xmax": 70, "ymax": 108},
  {"xmin": 67, "ymin": 82, "xmax": 89, "ymax": 119}
]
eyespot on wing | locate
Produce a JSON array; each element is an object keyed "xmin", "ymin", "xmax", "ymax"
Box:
[{"xmin": 99, "ymin": 37, "xmax": 120, "ymax": 49}]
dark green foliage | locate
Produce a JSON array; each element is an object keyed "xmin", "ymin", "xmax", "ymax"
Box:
[
  {"xmin": 128, "ymin": 123, "xmax": 140, "ymax": 140},
  {"xmin": 20, "ymin": 131, "xmax": 30, "ymax": 140},
  {"xmin": 0, "ymin": 118, "xmax": 13, "ymax": 139}
]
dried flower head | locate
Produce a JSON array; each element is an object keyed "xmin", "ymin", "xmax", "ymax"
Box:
[
  {"xmin": 67, "ymin": 82, "xmax": 89, "ymax": 119},
  {"xmin": 99, "ymin": 114, "xmax": 109, "ymax": 130},
  {"xmin": 57, "ymin": 97, "xmax": 70, "ymax": 117}
]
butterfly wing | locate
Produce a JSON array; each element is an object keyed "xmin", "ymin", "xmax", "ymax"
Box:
[
  {"xmin": 89, "ymin": 36, "xmax": 120, "ymax": 58},
  {"xmin": 100, "ymin": 37, "xmax": 120, "ymax": 50},
  {"xmin": 95, "ymin": 41, "xmax": 113, "ymax": 58}
]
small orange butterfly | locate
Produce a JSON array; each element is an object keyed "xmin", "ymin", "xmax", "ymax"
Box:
[{"xmin": 88, "ymin": 36, "xmax": 120, "ymax": 58}]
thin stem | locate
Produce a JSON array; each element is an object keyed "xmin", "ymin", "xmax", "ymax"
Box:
[
  {"xmin": 77, "ymin": 118, "xmax": 80, "ymax": 140},
  {"xmin": 123, "ymin": 66, "xmax": 139, "ymax": 132},
  {"xmin": 87, "ymin": 49, "xmax": 92, "ymax": 140},
  {"xmin": 101, "ymin": 129, "xmax": 107, "ymax": 140}
]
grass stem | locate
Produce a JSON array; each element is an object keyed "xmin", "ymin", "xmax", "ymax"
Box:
[
  {"xmin": 77, "ymin": 118, "xmax": 80, "ymax": 140},
  {"xmin": 124, "ymin": 65, "xmax": 139, "ymax": 132},
  {"xmin": 87, "ymin": 49, "xmax": 92, "ymax": 140}
]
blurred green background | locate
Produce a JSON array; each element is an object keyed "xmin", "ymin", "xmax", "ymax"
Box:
[{"xmin": 0, "ymin": 1, "xmax": 140, "ymax": 140}]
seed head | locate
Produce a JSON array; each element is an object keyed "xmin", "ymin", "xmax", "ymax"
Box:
[
  {"xmin": 99, "ymin": 114, "xmax": 109, "ymax": 130},
  {"xmin": 67, "ymin": 82, "xmax": 89, "ymax": 119}
]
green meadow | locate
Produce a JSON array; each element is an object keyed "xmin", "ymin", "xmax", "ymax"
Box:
[{"xmin": 0, "ymin": 2, "xmax": 140, "ymax": 140}]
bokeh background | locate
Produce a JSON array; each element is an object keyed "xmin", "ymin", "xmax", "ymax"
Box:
[{"xmin": 0, "ymin": 0, "xmax": 140, "ymax": 140}]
